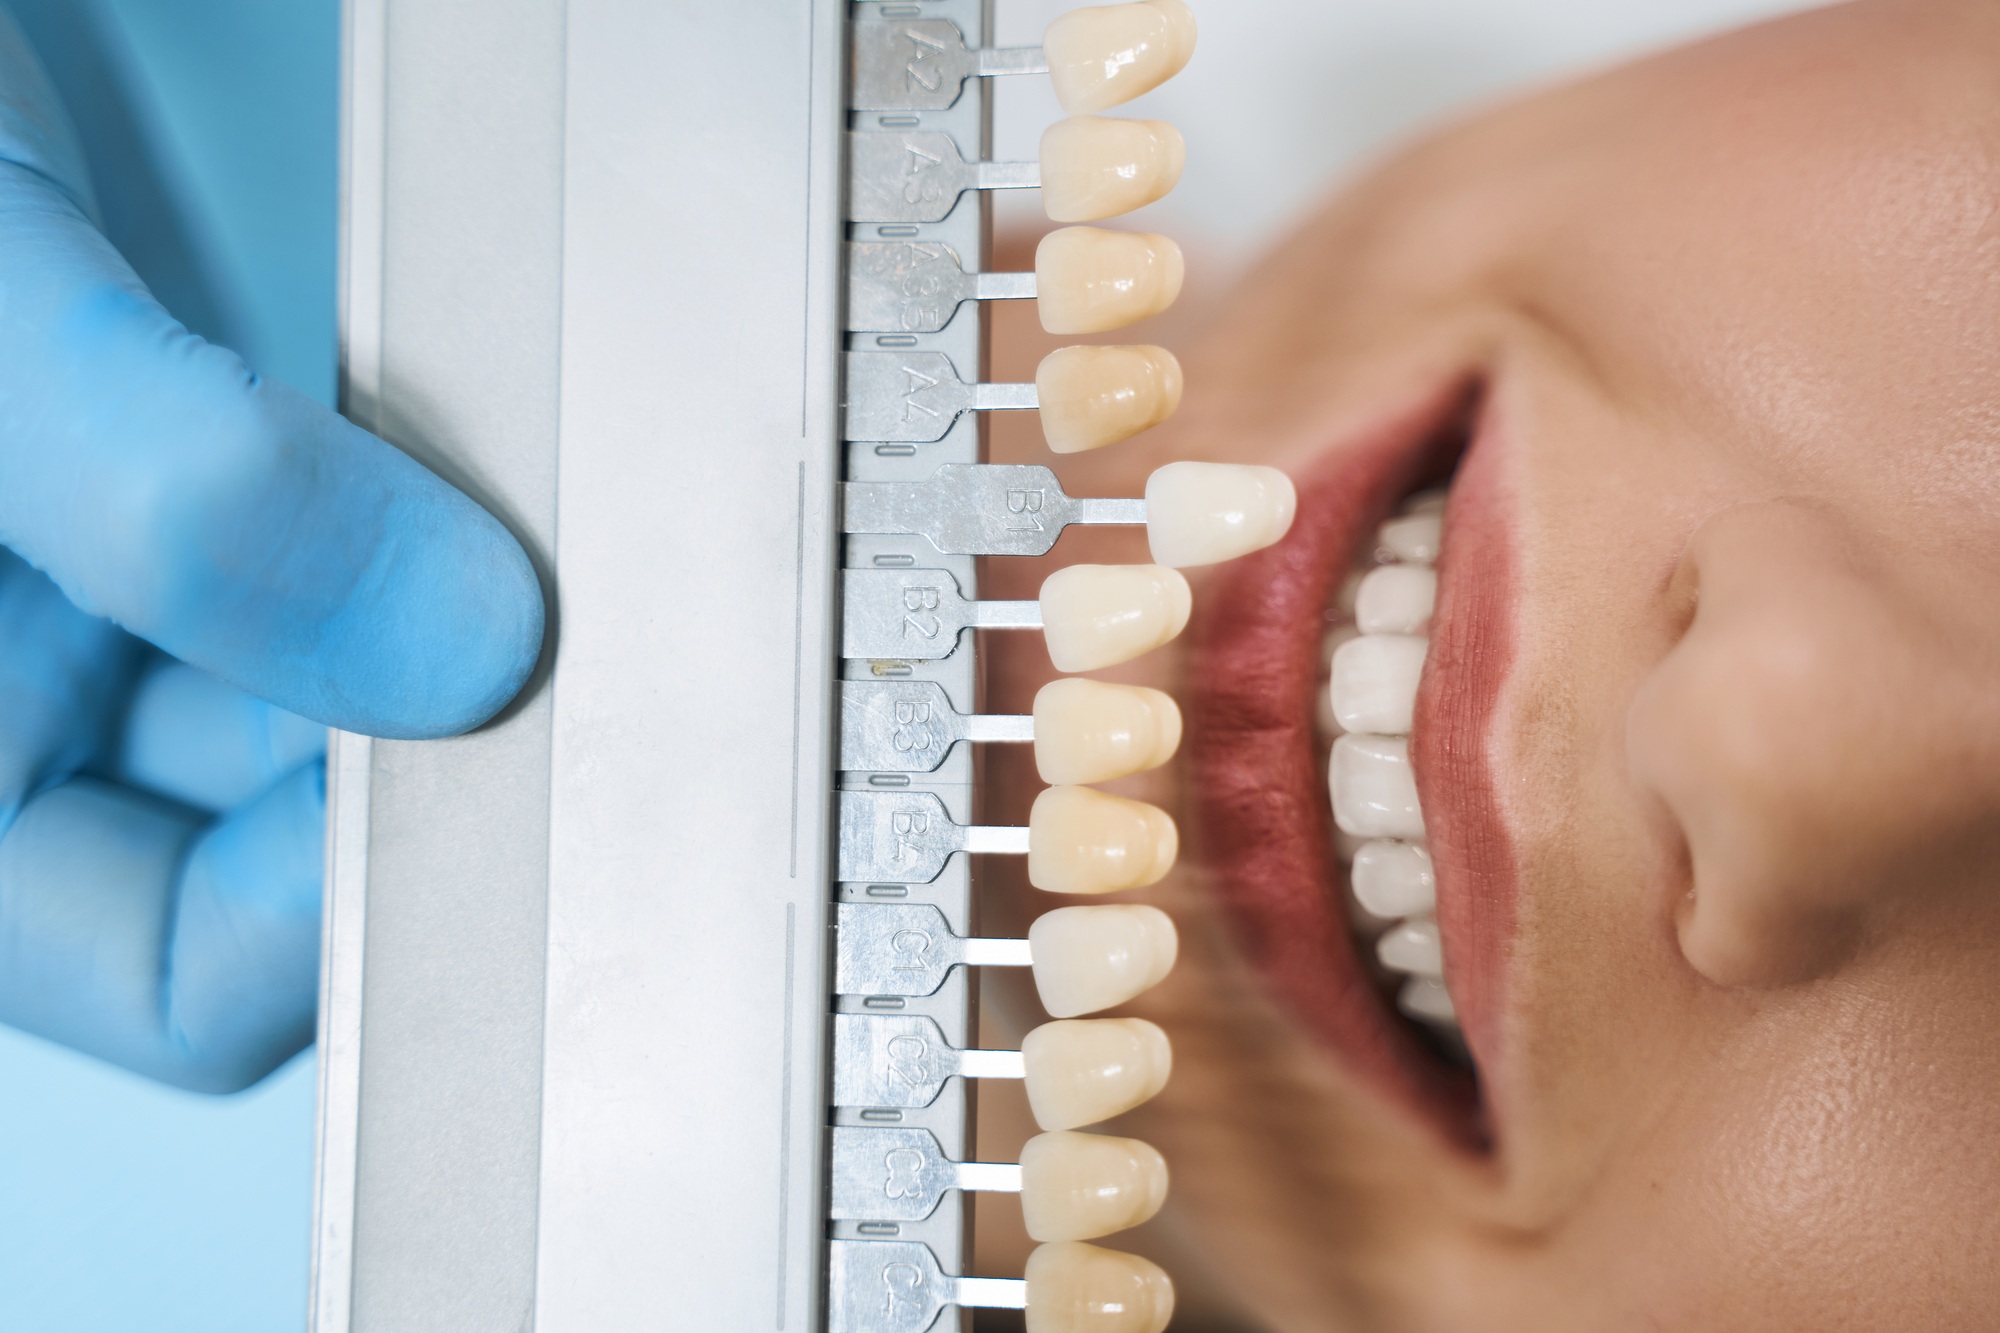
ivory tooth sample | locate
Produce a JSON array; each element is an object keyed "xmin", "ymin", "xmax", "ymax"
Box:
[
  {"xmin": 1044, "ymin": 0, "xmax": 1198, "ymax": 115},
  {"xmin": 1023, "ymin": 1018, "xmax": 1173, "ymax": 1130},
  {"xmin": 1041, "ymin": 116, "xmax": 1186, "ymax": 222},
  {"xmin": 1033, "ymin": 678, "xmax": 1182, "ymax": 785},
  {"xmin": 1144, "ymin": 461, "xmax": 1298, "ymax": 568},
  {"xmin": 1328, "ymin": 633, "xmax": 1427, "ymax": 735},
  {"xmin": 1029, "ymin": 904, "xmax": 1179, "ymax": 1017},
  {"xmin": 1354, "ymin": 564, "xmax": 1437, "ymax": 635},
  {"xmin": 1040, "ymin": 564, "xmax": 1191, "ymax": 672},
  {"xmin": 1330, "ymin": 734, "xmax": 1426, "ymax": 840},
  {"xmin": 1037, "ymin": 227, "xmax": 1184, "ymax": 334},
  {"xmin": 1026, "ymin": 1241, "xmax": 1177, "ymax": 1333},
  {"xmin": 1029, "ymin": 786, "xmax": 1178, "ymax": 895},
  {"xmin": 1036, "ymin": 345, "xmax": 1183, "ymax": 454},
  {"xmin": 1020, "ymin": 1132, "xmax": 1170, "ymax": 1242}
]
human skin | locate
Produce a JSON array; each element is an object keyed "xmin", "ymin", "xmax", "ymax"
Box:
[{"xmin": 975, "ymin": 2, "xmax": 2000, "ymax": 1327}]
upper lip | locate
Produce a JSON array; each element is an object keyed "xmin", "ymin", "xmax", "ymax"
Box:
[{"xmin": 1185, "ymin": 377, "xmax": 1516, "ymax": 1151}]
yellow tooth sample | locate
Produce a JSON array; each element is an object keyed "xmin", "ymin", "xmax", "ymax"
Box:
[
  {"xmin": 1041, "ymin": 116, "xmax": 1186, "ymax": 223},
  {"xmin": 1033, "ymin": 678, "xmax": 1182, "ymax": 785},
  {"xmin": 1044, "ymin": 0, "xmax": 1198, "ymax": 115},
  {"xmin": 1144, "ymin": 461, "xmax": 1298, "ymax": 568},
  {"xmin": 1020, "ymin": 1132, "xmax": 1170, "ymax": 1241},
  {"xmin": 1036, "ymin": 345, "xmax": 1183, "ymax": 454},
  {"xmin": 1037, "ymin": 228, "xmax": 1185, "ymax": 335},
  {"xmin": 1022, "ymin": 1017, "xmax": 1173, "ymax": 1130},
  {"xmin": 1025, "ymin": 1241, "xmax": 1177, "ymax": 1333},
  {"xmin": 1030, "ymin": 904, "xmax": 1179, "ymax": 1017},
  {"xmin": 1039, "ymin": 564, "xmax": 1191, "ymax": 672},
  {"xmin": 1029, "ymin": 786, "xmax": 1178, "ymax": 895}
]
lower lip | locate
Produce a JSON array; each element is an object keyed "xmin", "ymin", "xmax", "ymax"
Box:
[{"xmin": 1186, "ymin": 382, "xmax": 1515, "ymax": 1150}]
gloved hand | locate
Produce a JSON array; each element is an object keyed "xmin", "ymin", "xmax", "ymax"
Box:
[{"xmin": 0, "ymin": 11, "xmax": 545, "ymax": 1092}]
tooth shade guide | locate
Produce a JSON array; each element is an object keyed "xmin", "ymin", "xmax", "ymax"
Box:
[
  {"xmin": 1042, "ymin": 0, "xmax": 1198, "ymax": 114},
  {"xmin": 1029, "ymin": 904, "xmax": 1179, "ymax": 1018},
  {"xmin": 1035, "ymin": 227, "xmax": 1186, "ymax": 334},
  {"xmin": 1040, "ymin": 116, "xmax": 1186, "ymax": 222},
  {"xmin": 1033, "ymin": 678, "xmax": 1182, "ymax": 786},
  {"xmin": 1036, "ymin": 344, "xmax": 1183, "ymax": 455}
]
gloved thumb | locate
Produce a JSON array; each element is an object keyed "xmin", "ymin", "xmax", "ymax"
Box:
[{"xmin": 0, "ymin": 11, "xmax": 543, "ymax": 739}]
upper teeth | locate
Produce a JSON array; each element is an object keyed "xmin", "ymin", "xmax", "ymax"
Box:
[{"xmin": 1323, "ymin": 490, "xmax": 1460, "ymax": 1033}]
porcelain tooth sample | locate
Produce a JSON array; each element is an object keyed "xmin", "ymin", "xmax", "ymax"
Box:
[
  {"xmin": 1025, "ymin": 1240, "xmax": 1176, "ymax": 1333},
  {"xmin": 1036, "ymin": 344, "xmax": 1183, "ymax": 454},
  {"xmin": 1028, "ymin": 786, "xmax": 1178, "ymax": 895},
  {"xmin": 1044, "ymin": 0, "xmax": 1197, "ymax": 114},
  {"xmin": 1144, "ymin": 460, "xmax": 1298, "ymax": 568},
  {"xmin": 1040, "ymin": 563, "xmax": 1191, "ymax": 671},
  {"xmin": 1022, "ymin": 1017, "xmax": 1172, "ymax": 1130},
  {"xmin": 1321, "ymin": 488, "xmax": 1463, "ymax": 1034},
  {"xmin": 1034, "ymin": 678, "xmax": 1181, "ymax": 785},
  {"xmin": 1037, "ymin": 227, "xmax": 1185, "ymax": 334},
  {"xmin": 1041, "ymin": 116, "xmax": 1185, "ymax": 222},
  {"xmin": 1019, "ymin": 1131, "xmax": 1169, "ymax": 1242},
  {"xmin": 1029, "ymin": 904, "xmax": 1178, "ymax": 1017}
]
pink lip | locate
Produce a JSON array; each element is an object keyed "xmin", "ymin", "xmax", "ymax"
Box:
[{"xmin": 1187, "ymin": 380, "xmax": 1517, "ymax": 1151}]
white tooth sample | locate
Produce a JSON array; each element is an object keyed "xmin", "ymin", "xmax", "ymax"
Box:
[
  {"xmin": 1330, "ymin": 735, "xmax": 1426, "ymax": 839},
  {"xmin": 1377, "ymin": 918, "xmax": 1444, "ymax": 978},
  {"xmin": 1350, "ymin": 840, "xmax": 1436, "ymax": 918},
  {"xmin": 1398, "ymin": 976, "xmax": 1458, "ymax": 1026},
  {"xmin": 1034, "ymin": 678, "xmax": 1182, "ymax": 785},
  {"xmin": 1354, "ymin": 564, "xmax": 1437, "ymax": 635},
  {"xmin": 1043, "ymin": 0, "xmax": 1197, "ymax": 114},
  {"xmin": 1041, "ymin": 116, "xmax": 1186, "ymax": 222},
  {"xmin": 1037, "ymin": 345, "xmax": 1183, "ymax": 454},
  {"xmin": 1377, "ymin": 512, "xmax": 1443, "ymax": 565},
  {"xmin": 1030, "ymin": 904, "xmax": 1179, "ymax": 1018},
  {"xmin": 1022, "ymin": 1018, "xmax": 1172, "ymax": 1131},
  {"xmin": 1019, "ymin": 1131, "xmax": 1170, "ymax": 1242},
  {"xmin": 1026, "ymin": 1240, "xmax": 1177, "ymax": 1333},
  {"xmin": 1329, "ymin": 633, "xmax": 1427, "ymax": 735},
  {"xmin": 1144, "ymin": 461, "xmax": 1298, "ymax": 568},
  {"xmin": 1028, "ymin": 786, "xmax": 1179, "ymax": 895},
  {"xmin": 1037, "ymin": 227, "xmax": 1185, "ymax": 334},
  {"xmin": 1040, "ymin": 564, "xmax": 1192, "ymax": 672},
  {"xmin": 1403, "ymin": 488, "xmax": 1449, "ymax": 515}
]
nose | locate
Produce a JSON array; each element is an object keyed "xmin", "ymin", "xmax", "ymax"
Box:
[{"xmin": 1626, "ymin": 502, "xmax": 2000, "ymax": 987}]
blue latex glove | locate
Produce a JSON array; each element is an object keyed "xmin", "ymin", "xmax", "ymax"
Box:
[{"xmin": 0, "ymin": 8, "xmax": 545, "ymax": 1092}]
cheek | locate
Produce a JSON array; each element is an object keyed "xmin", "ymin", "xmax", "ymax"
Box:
[{"xmin": 1586, "ymin": 980, "xmax": 2000, "ymax": 1325}]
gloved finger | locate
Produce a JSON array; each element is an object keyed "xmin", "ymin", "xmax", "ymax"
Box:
[
  {"xmin": 0, "ymin": 547, "xmax": 143, "ymax": 823},
  {"xmin": 109, "ymin": 652, "xmax": 327, "ymax": 814},
  {"xmin": 0, "ymin": 761, "xmax": 323, "ymax": 1093},
  {"xmin": 0, "ymin": 15, "xmax": 543, "ymax": 740}
]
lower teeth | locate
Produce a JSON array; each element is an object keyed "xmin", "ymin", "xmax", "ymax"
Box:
[{"xmin": 1320, "ymin": 488, "xmax": 1462, "ymax": 1038}]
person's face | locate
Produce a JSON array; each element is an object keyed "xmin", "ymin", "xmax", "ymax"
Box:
[{"xmin": 979, "ymin": 2, "xmax": 2000, "ymax": 1326}]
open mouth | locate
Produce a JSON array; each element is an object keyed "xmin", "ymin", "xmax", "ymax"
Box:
[{"xmin": 1186, "ymin": 378, "xmax": 1514, "ymax": 1152}]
